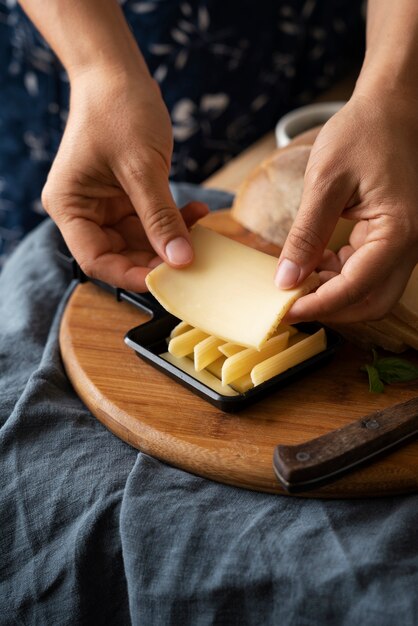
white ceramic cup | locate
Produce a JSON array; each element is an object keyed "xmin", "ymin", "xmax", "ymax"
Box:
[{"xmin": 275, "ymin": 101, "xmax": 346, "ymax": 148}]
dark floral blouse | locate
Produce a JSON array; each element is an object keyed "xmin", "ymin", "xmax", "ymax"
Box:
[{"xmin": 0, "ymin": 0, "xmax": 364, "ymax": 266}]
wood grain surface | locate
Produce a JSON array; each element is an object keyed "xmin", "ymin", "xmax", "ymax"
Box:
[{"xmin": 59, "ymin": 211, "xmax": 418, "ymax": 498}]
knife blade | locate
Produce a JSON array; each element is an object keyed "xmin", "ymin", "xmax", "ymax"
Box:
[{"xmin": 273, "ymin": 396, "xmax": 418, "ymax": 493}]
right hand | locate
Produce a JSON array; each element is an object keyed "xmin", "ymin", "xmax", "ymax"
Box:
[{"xmin": 43, "ymin": 67, "xmax": 208, "ymax": 291}]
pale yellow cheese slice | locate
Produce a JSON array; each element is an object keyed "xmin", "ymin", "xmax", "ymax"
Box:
[
  {"xmin": 218, "ymin": 323, "xmax": 297, "ymax": 357},
  {"xmin": 146, "ymin": 225, "xmax": 320, "ymax": 350}
]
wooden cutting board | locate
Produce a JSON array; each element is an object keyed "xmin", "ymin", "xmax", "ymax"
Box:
[{"xmin": 59, "ymin": 209, "xmax": 418, "ymax": 498}]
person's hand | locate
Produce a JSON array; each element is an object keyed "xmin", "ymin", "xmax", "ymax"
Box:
[
  {"xmin": 42, "ymin": 67, "xmax": 208, "ymax": 291},
  {"xmin": 275, "ymin": 91, "xmax": 418, "ymax": 324}
]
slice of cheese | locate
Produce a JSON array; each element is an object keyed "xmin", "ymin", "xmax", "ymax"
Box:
[
  {"xmin": 218, "ymin": 324, "xmax": 297, "ymax": 358},
  {"xmin": 146, "ymin": 225, "xmax": 320, "ymax": 350}
]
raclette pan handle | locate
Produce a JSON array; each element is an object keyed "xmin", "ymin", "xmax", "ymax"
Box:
[
  {"xmin": 55, "ymin": 228, "xmax": 166, "ymax": 319},
  {"xmin": 273, "ymin": 396, "xmax": 418, "ymax": 493}
]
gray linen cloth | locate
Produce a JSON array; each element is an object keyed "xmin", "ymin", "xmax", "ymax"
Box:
[{"xmin": 1, "ymin": 184, "xmax": 417, "ymax": 626}]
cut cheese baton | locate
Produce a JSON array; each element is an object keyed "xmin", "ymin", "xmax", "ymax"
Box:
[
  {"xmin": 205, "ymin": 356, "xmax": 253, "ymax": 393},
  {"xmin": 230, "ymin": 374, "xmax": 253, "ymax": 393},
  {"xmin": 222, "ymin": 331, "xmax": 289, "ymax": 386},
  {"xmin": 218, "ymin": 324, "xmax": 297, "ymax": 358},
  {"xmin": 205, "ymin": 356, "xmax": 225, "ymax": 379},
  {"xmin": 170, "ymin": 320, "xmax": 193, "ymax": 338},
  {"xmin": 146, "ymin": 225, "xmax": 320, "ymax": 349},
  {"xmin": 251, "ymin": 328, "xmax": 327, "ymax": 386},
  {"xmin": 274, "ymin": 323, "xmax": 298, "ymax": 337},
  {"xmin": 161, "ymin": 352, "xmax": 238, "ymax": 396},
  {"xmin": 168, "ymin": 328, "xmax": 209, "ymax": 357},
  {"xmin": 218, "ymin": 343, "xmax": 246, "ymax": 358},
  {"xmin": 288, "ymin": 331, "xmax": 309, "ymax": 347},
  {"xmin": 194, "ymin": 335, "xmax": 225, "ymax": 371}
]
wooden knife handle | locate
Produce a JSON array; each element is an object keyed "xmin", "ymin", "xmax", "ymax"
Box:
[{"xmin": 273, "ymin": 397, "xmax": 418, "ymax": 493}]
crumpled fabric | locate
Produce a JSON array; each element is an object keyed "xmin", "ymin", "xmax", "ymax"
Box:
[
  {"xmin": 0, "ymin": 0, "xmax": 365, "ymax": 264},
  {"xmin": 1, "ymin": 184, "xmax": 417, "ymax": 626}
]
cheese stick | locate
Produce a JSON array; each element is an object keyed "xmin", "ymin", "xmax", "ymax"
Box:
[
  {"xmin": 161, "ymin": 352, "xmax": 238, "ymax": 396},
  {"xmin": 170, "ymin": 320, "xmax": 194, "ymax": 338},
  {"xmin": 218, "ymin": 343, "xmax": 246, "ymax": 358},
  {"xmin": 222, "ymin": 331, "xmax": 289, "ymax": 386},
  {"xmin": 194, "ymin": 336, "xmax": 225, "ymax": 371},
  {"xmin": 206, "ymin": 357, "xmax": 253, "ymax": 393},
  {"xmin": 206, "ymin": 356, "xmax": 225, "ymax": 379},
  {"xmin": 168, "ymin": 328, "xmax": 209, "ymax": 358},
  {"xmin": 230, "ymin": 374, "xmax": 253, "ymax": 394},
  {"xmin": 251, "ymin": 328, "xmax": 327, "ymax": 386}
]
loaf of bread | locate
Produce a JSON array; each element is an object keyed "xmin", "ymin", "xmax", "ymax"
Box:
[{"xmin": 231, "ymin": 143, "xmax": 353, "ymax": 253}]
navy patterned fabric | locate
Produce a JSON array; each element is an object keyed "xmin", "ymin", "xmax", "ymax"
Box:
[{"xmin": 0, "ymin": 0, "xmax": 365, "ymax": 266}]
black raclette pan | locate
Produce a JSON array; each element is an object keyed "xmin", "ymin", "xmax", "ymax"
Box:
[
  {"xmin": 124, "ymin": 305, "xmax": 341, "ymax": 413},
  {"xmin": 57, "ymin": 230, "xmax": 342, "ymax": 413}
]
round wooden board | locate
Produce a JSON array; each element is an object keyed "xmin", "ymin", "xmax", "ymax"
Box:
[{"xmin": 59, "ymin": 211, "xmax": 418, "ymax": 498}]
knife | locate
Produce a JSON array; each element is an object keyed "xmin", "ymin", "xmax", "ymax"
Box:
[{"xmin": 273, "ymin": 396, "xmax": 418, "ymax": 493}]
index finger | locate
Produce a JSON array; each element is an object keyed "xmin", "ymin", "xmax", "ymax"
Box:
[
  {"xmin": 284, "ymin": 235, "xmax": 407, "ymax": 323},
  {"xmin": 61, "ymin": 216, "xmax": 153, "ymax": 291}
]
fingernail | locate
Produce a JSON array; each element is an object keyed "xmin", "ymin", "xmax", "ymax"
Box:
[
  {"xmin": 275, "ymin": 259, "xmax": 301, "ymax": 289},
  {"xmin": 165, "ymin": 237, "xmax": 193, "ymax": 265}
]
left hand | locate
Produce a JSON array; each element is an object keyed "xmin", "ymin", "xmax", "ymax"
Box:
[{"xmin": 275, "ymin": 91, "xmax": 418, "ymax": 324}]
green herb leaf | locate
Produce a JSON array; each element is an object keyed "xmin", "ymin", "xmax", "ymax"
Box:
[
  {"xmin": 364, "ymin": 364, "xmax": 385, "ymax": 393},
  {"xmin": 375, "ymin": 357, "xmax": 418, "ymax": 384},
  {"xmin": 361, "ymin": 349, "xmax": 418, "ymax": 392}
]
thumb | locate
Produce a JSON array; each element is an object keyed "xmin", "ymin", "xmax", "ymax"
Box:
[
  {"xmin": 274, "ymin": 163, "xmax": 351, "ymax": 289},
  {"xmin": 121, "ymin": 153, "xmax": 195, "ymax": 267}
]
